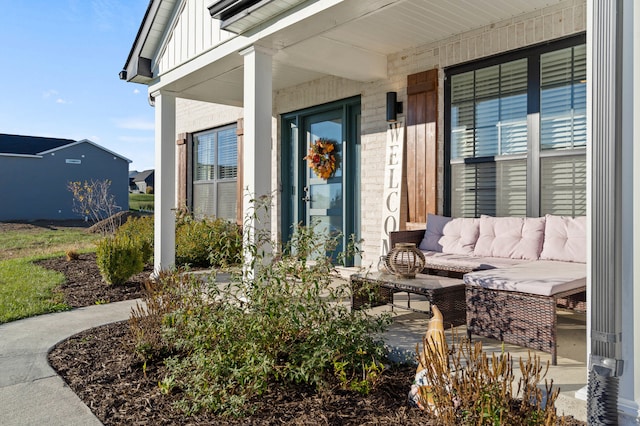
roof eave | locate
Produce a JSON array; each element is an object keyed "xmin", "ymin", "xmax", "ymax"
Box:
[
  {"xmin": 38, "ymin": 140, "xmax": 133, "ymax": 164},
  {"xmin": 0, "ymin": 153, "xmax": 43, "ymax": 159},
  {"xmin": 120, "ymin": 0, "xmax": 162, "ymax": 83}
]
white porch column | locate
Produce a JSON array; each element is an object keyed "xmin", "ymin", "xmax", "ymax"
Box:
[
  {"xmin": 152, "ymin": 90, "xmax": 176, "ymax": 273},
  {"xmin": 619, "ymin": 0, "xmax": 640, "ymax": 421},
  {"xmin": 240, "ymin": 45, "xmax": 274, "ymax": 270}
]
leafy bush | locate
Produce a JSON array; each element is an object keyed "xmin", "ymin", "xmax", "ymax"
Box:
[
  {"xmin": 129, "ymin": 211, "xmax": 390, "ymax": 417},
  {"xmin": 163, "ymin": 223, "xmax": 390, "ymax": 416},
  {"xmin": 117, "ymin": 215, "xmax": 154, "ymax": 264},
  {"xmin": 175, "ymin": 215, "xmax": 242, "ymax": 268},
  {"xmin": 96, "ymin": 235, "xmax": 145, "ymax": 285},
  {"xmin": 113, "ymin": 212, "xmax": 241, "ymax": 268},
  {"xmin": 128, "ymin": 270, "xmax": 199, "ymax": 362}
]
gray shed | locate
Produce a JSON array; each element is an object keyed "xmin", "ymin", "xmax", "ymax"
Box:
[{"xmin": 0, "ymin": 134, "xmax": 131, "ymax": 221}]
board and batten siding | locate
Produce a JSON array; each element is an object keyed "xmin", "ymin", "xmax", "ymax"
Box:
[{"xmin": 156, "ymin": 0, "xmax": 234, "ymax": 76}]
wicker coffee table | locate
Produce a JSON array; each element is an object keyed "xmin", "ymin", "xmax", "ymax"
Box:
[{"xmin": 350, "ymin": 272, "xmax": 466, "ymax": 327}]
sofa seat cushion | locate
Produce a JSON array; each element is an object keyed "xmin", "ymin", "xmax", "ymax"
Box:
[
  {"xmin": 473, "ymin": 216, "xmax": 545, "ymax": 260},
  {"xmin": 422, "ymin": 252, "xmax": 526, "ymax": 272},
  {"xmin": 463, "ymin": 260, "xmax": 586, "ymax": 297}
]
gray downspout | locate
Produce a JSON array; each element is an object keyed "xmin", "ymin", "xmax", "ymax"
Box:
[{"xmin": 588, "ymin": 0, "xmax": 625, "ymax": 423}]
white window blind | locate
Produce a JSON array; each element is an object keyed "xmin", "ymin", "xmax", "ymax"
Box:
[
  {"xmin": 541, "ymin": 155, "xmax": 587, "ymax": 216},
  {"xmin": 447, "ymin": 37, "xmax": 586, "ymax": 218},
  {"xmin": 192, "ymin": 125, "xmax": 237, "ymax": 221},
  {"xmin": 451, "ymin": 159, "xmax": 526, "ymax": 218},
  {"xmin": 540, "ymin": 45, "xmax": 587, "ymax": 151}
]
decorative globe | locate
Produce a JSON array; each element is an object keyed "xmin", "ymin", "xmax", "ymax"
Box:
[{"xmin": 386, "ymin": 243, "xmax": 426, "ymax": 278}]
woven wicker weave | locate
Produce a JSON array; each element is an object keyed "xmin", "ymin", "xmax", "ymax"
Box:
[
  {"xmin": 465, "ymin": 285, "xmax": 586, "ymax": 365},
  {"xmin": 350, "ymin": 273, "xmax": 466, "ymax": 328}
]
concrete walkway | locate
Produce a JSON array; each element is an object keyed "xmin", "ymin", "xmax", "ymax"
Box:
[{"xmin": 0, "ymin": 300, "xmax": 139, "ymax": 426}]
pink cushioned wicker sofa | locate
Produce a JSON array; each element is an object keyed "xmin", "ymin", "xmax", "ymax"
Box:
[{"xmin": 389, "ymin": 214, "xmax": 587, "ymax": 365}]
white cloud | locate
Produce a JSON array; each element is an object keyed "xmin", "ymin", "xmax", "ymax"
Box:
[
  {"xmin": 42, "ymin": 89, "xmax": 59, "ymax": 98},
  {"xmin": 114, "ymin": 117, "xmax": 155, "ymax": 131},
  {"xmin": 42, "ymin": 90, "xmax": 69, "ymax": 104},
  {"xmin": 133, "ymin": 89, "xmax": 140, "ymax": 95}
]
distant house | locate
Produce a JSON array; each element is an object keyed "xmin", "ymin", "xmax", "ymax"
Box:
[
  {"xmin": 128, "ymin": 170, "xmax": 139, "ymax": 191},
  {"xmin": 131, "ymin": 169, "xmax": 154, "ymax": 194},
  {"xmin": 0, "ymin": 134, "xmax": 131, "ymax": 221}
]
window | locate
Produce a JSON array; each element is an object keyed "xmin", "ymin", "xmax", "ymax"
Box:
[
  {"xmin": 446, "ymin": 35, "xmax": 586, "ymax": 218},
  {"xmin": 192, "ymin": 124, "xmax": 238, "ymax": 220}
]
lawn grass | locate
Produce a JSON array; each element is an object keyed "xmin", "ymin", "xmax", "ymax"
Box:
[
  {"xmin": 0, "ymin": 227, "xmax": 100, "ymax": 260},
  {"xmin": 0, "ymin": 256, "xmax": 68, "ymax": 324},
  {"xmin": 129, "ymin": 193, "xmax": 154, "ymax": 211},
  {"xmin": 0, "ymin": 226, "xmax": 101, "ymax": 324}
]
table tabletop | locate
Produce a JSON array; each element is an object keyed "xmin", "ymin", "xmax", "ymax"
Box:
[{"xmin": 351, "ymin": 271, "xmax": 463, "ymax": 291}]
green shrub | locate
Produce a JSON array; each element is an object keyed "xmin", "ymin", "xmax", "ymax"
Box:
[
  {"xmin": 130, "ymin": 206, "xmax": 390, "ymax": 417},
  {"xmin": 175, "ymin": 215, "xmax": 242, "ymax": 268},
  {"xmin": 112, "ymin": 213, "xmax": 241, "ymax": 268},
  {"xmin": 128, "ymin": 270, "xmax": 199, "ymax": 362},
  {"xmin": 162, "ymin": 221, "xmax": 389, "ymax": 416},
  {"xmin": 205, "ymin": 219, "xmax": 242, "ymax": 268},
  {"xmin": 117, "ymin": 215, "xmax": 154, "ymax": 264},
  {"xmin": 96, "ymin": 235, "xmax": 145, "ymax": 285}
]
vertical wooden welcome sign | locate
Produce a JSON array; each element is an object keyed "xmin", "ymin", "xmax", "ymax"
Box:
[{"xmin": 380, "ymin": 119, "xmax": 404, "ymax": 256}]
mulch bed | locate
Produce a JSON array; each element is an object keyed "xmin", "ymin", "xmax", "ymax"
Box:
[
  {"xmin": 37, "ymin": 253, "xmax": 150, "ymax": 307},
  {"xmin": 39, "ymin": 251, "xmax": 586, "ymax": 425}
]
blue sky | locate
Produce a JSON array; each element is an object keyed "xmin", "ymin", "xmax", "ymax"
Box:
[{"xmin": 0, "ymin": 1, "xmax": 155, "ymax": 172}]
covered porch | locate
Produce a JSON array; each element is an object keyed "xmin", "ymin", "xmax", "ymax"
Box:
[{"xmin": 122, "ymin": 0, "xmax": 640, "ymax": 422}]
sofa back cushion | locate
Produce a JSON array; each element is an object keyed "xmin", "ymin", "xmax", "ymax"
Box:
[
  {"xmin": 439, "ymin": 218, "xmax": 480, "ymax": 255},
  {"xmin": 540, "ymin": 215, "xmax": 587, "ymax": 263},
  {"xmin": 473, "ymin": 216, "xmax": 546, "ymax": 260},
  {"xmin": 419, "ymin": 214, "xmax": 453, "ymax": 252}
]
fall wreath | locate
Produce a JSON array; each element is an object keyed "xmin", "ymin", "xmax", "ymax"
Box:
[{"xmin": 304, "ymin": 138, "xmax": 338, "ymax": 180}]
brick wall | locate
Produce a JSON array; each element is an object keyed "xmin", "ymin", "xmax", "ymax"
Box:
[{"xmin": 173, "ymin": 0, "xmax": 586, "ymax": 269}]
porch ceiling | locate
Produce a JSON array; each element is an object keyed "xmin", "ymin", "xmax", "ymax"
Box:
[{"xmin": 158, "ymin": 0, "xmax": 563, "ymax": 106}]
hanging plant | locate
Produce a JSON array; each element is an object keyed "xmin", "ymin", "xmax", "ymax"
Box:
[{"xmin": 304, "ymin": 138, "xmax": 338, "ymax": 180}]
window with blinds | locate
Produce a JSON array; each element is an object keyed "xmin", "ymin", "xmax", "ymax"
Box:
[
  {"xmin": 193, "ymin": 124, "xmax": 238, "ymax": 220},
  {"xmin": 446, "ymin": 35, "xmax": 586, "ymax": 218}
]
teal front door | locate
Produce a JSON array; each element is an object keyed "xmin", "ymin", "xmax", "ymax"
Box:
[{"xmin": 282, "ymin": 97, "xmax": 360, "ymax": 264}]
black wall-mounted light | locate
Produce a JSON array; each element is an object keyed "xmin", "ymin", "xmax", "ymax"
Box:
[{"xmin": 386, "ymin": 91, "xmax": 403, "ymax": 122}]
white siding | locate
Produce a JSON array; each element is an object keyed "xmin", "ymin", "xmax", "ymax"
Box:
[{"xmin": 156, "ymin": 0, "xmax": 233, "ymax": 76}]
